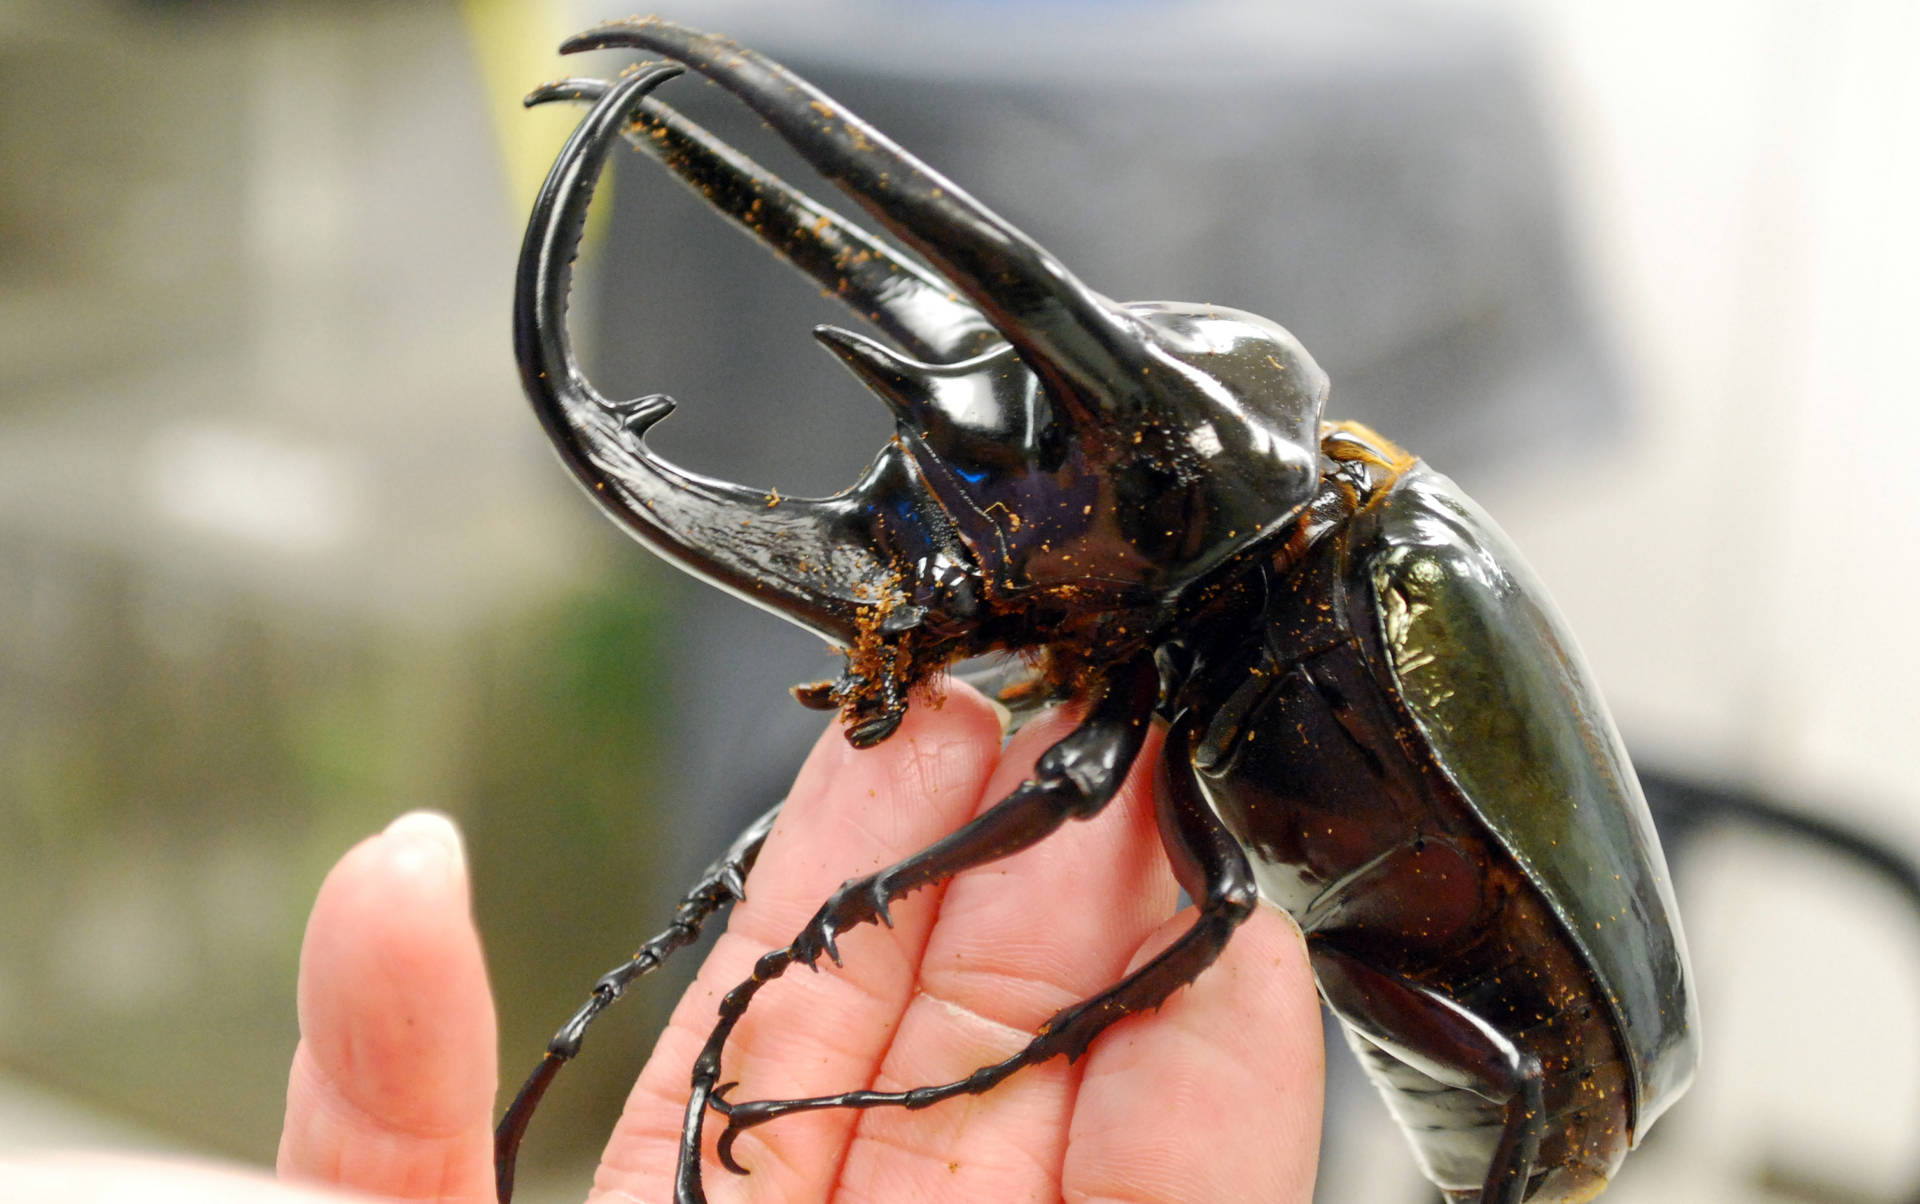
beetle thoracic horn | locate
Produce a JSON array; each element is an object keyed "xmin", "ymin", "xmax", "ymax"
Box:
[
  {"xmin": 525, "ymin": 78, "xmax": 997, "ymax": 364},
  {"xmin": 564, "ymin": 19, "xmax": 1155, "ymax": 427},
  {"xmin": 518, "ymin": 63, "xmax": 944, "ymax": 647}
]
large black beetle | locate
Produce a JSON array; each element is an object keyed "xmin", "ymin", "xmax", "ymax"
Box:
[{"xmin": 496, "ymin": 19, "xmax": 1699, "ymax": 1204}]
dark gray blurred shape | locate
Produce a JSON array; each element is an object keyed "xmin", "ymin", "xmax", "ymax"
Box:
[{"xmin": 572, "ymin": 1, "xmax": 1615, "ymax": 1025}]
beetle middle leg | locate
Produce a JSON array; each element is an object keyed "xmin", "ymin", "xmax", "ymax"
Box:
[
  {"xmin": 667, "ymin": 655, "xmax": 1160, "ymax": 1201},
  {"xmin": 708, "ymin": 710, "xmax": 1259, "ymax": 1170},
  {"xmin": 493, "ymin": 801, "xmax": 780, "ymax": 1203}
]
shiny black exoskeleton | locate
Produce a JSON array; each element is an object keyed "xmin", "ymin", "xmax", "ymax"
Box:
[{"xmin": 496, "ymin": 20, "xmax": 1698, "ymax": 1204}]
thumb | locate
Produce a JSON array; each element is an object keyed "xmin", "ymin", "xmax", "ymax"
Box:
[{"xmin": 279, "ymin": 811, "xmax": 497, "ymax": 1203}]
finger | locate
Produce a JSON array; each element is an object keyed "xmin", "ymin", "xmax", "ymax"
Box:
[
  {"xmin": 1065, "ymin": 903, "xmax": 1323, "ymax": 1204},
  {"xmin": 590, "ymin": 684, "xmax": 1005, "ymax": 1203},
  {"xmin": 836, "ymin": 709, "xmax": 1178, "ymax": 1202},
  {"xmin": 279, "ymin": 812, "xmax": 496, "ymax": 1204},
  {"xmin": 7, "ymin": 1152, "xmax": 363, "ymax": 1203}
]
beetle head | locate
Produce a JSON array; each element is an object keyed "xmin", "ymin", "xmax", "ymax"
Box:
[{"xmin": 519, "ymin": 22, "xmax": 1327, "ymax": 742}]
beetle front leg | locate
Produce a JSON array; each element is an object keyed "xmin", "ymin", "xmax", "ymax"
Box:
[
  {"xmin": 791, "ymin": 652, "xmax": 1160, "ymax": 974},
  {"xmin": 671, "ymin": 655, "xmax": 1160, "ymax": 1203},
  {"xmin": 708, "ymin": 712, "xmax": 1258, "ymax": 1167},
  {"xmin": 493, "ymin": 802, "xmax": 780, "ymax": 1204}
]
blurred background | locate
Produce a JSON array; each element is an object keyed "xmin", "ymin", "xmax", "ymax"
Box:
[{"xmin": 2, "ymin": 1, "xmax": 1917, "ymax": 1201}]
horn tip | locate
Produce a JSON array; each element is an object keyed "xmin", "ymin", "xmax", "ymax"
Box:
[
  {"xmin": 524, "ymin": 78, "xmax": 606, "ymax": 109},
  {"xmin": 812, "ymin": 324, "xmax": 904, "ymax": 366},
  {"xmin": 560, "ymin": 15, "xmax": 665, "ymax": 56},
  {"xmin": 810, "ymin": 323, "xmax": 864, "ymax": 352}
]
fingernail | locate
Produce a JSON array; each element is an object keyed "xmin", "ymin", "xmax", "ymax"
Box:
[{"xmin": 384, "ymin": 809, "xmax": 466, "ymax": 873}]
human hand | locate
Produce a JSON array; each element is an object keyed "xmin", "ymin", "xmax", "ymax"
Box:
[
  {"xmin": 18, "ymin": 683, "xmax": 1324, "ymax": 1203},
  {"xmin": 531, "ymin": 684, "xmax": 1326, "ymax": 1202}
]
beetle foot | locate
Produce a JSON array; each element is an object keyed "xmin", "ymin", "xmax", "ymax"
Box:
[
  {"xmin": 846, "ymin": 703, "xmax": 906, "ymax": 747},
  {"xmin": 714, "ymin": 864, "xmax": 749, "ymax": 902},
  {"xmin": 790, "ymin": 874, "xmax": 896, "ymax": 969},
  {"xmin": 713, "ymin": 1093, "xmax": 753, "ymax": 1177},
  {"xmin": 790, "ymin": 670, "xmax": 908, "ymax": 746},
  {"xmin": 717, "ymin": 1133, "xmax": 749, "ymax": 1177},
  {"xmin": 842, "ymin": 660, "xmax": 911, "ymax": 748}
]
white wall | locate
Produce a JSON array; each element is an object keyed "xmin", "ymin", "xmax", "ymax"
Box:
[{"xmin": 1461, "ymin": 2, "xmax": 1920, "ymax": 1197}]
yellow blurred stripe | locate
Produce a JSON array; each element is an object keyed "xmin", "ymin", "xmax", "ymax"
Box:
[{"xmin": 458, "ymin": 0, "xmax": 600, "ymax": 217}]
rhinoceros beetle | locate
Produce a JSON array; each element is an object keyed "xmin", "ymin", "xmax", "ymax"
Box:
[{"xmin": 496, "ymin": 19, "xmax": 1699, "ymax": 1204}]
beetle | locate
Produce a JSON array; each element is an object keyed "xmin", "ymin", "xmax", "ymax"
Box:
[{"xmin": 494, "ymin": 19, "xmax": 1699, "ymax": 1204}]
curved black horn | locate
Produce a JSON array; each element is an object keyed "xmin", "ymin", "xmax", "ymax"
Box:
[
  {"xmin": 517, "ymin": 64, "xmax": 934, "ymax": 646},
  {"xmin": 564, "ymin": 19, "xmax": 1154, "ymax": 425},
  {"xmin": 527, "ymin": 78, "xmax": 995, "ymax": 363}
]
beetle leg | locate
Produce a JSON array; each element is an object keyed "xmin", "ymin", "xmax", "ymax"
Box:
[
  {"xmin": 794, "ymin": 653, "xmax": 1160, "ymax": 970},
  {"xmin": 1310, "ymin": 945, "xmax": 1545, "ymax": 1204},
  {"xmin": 668, "ymin": 654, "xmax": 1160, "ymax": 1202},
  {"xmin": 709, "ymin": 712, "xmax": 1258, "ymax": 1166},
  {"xmin": 492, "ymin": 802, "xmax": 780, "ymax": 1204}
]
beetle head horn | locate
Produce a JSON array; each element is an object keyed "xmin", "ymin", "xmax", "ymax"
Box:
[
  {"xmin": 565, "ymin": 19, "xmax": 1153, "ymax": 432},
  {"xmin": 516, "ymin": 65, "xmax": 968, "ymax": 656},
  {"xmin": 562, "ymin": 21, "xmax": 1325, "ymax": 594}
]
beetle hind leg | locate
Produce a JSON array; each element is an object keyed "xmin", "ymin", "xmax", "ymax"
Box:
[{"xmin": 1313, "ymin": 946, "xmax": 1547, "ymax": 1204}]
